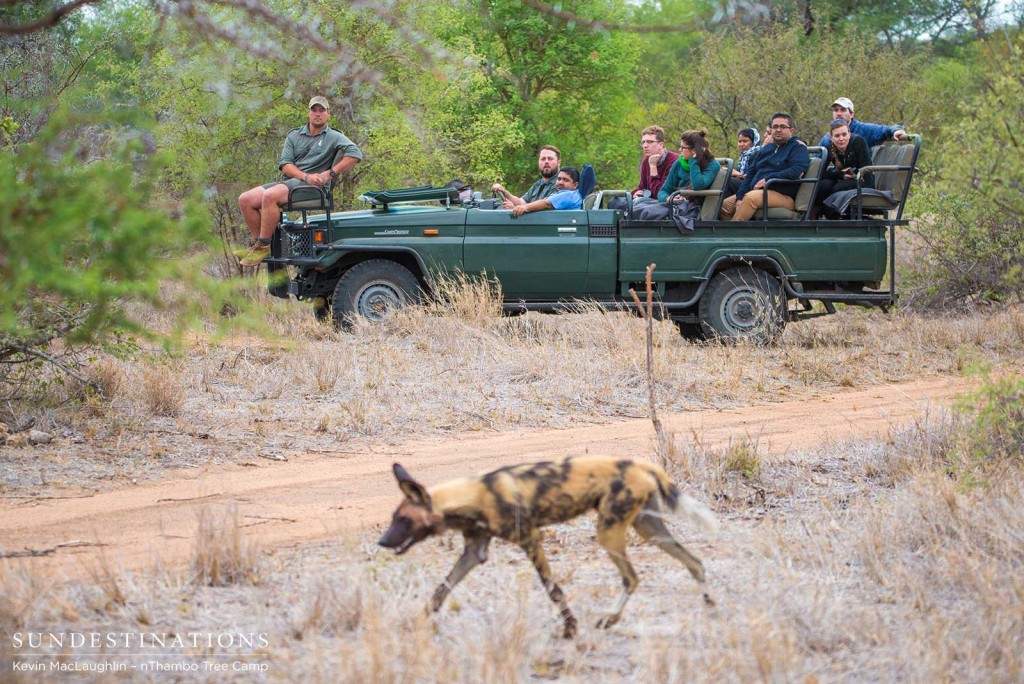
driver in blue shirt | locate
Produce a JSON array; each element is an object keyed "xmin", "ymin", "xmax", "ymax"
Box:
[{"xmin": 512, "ymin": 166, "xmax": 583, "ymax": 216}]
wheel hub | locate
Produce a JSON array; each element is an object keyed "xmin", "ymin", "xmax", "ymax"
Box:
[
  {"xmin": 721, "ymin": 289, "xmax": 764, "ymax": 332},
  {"xmin": 357, "ymin": 283, "xmax": 401, "ymax": 321}
]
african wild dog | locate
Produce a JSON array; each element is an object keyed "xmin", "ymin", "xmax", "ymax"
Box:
[{"xmin": 378, "ymin": 456, "xmax": 718, "ymax": 638}]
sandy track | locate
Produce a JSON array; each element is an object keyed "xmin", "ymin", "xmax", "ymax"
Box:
[{"xmin": 0, "ymin": 376, "xmax": 969, "ymax": 577}]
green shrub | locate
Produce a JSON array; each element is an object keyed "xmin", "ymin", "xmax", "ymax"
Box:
[
  {"xmin": 902, "ymin": 190, "xmax": 1024, "ymax": 310},
  {"xmin": 962, "ymin": 374, "xmax": 1024, "ymax": 468}
]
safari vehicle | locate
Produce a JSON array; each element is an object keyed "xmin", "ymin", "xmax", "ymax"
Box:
[{"xmin": 265, "ymin": 137, "xmax": 921, "ymax": 343}]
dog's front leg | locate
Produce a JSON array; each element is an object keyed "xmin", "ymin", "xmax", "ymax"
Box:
[{"xmin": 428, "ymin": 532, "xmax": 491, "ymax": 613}]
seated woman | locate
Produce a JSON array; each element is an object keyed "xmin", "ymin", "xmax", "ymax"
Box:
[
  {"xmin": 726, "ymin": 127, "xmax": 760, "ymax": 195},
  {"xmin": 511, "ymin": 166, "xmax": 582, "ymax": 216},
  {"xmin": 634, "ymin": 129, "xmax": 721, "ymax": 220},
  {"xmin": 815, "ymin": 119, "xmax": 873, "ymax": 218}
]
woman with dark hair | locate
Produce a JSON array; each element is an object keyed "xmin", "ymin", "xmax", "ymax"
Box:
[
  {"xmin": 725, "ymin": 127, "xmax": 761, "ymax": 195},
  {"xmin": 814, "ymin": 119, "xmax": 873, "ymax": 217},
  {"xmin": 656, "ymin": 129, "xmax": 721, "ymax": 203}
]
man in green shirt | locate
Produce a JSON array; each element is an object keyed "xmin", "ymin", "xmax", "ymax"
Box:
[
  {"xmin": 237, "ymin": 96, "xmax": 363, "ymax": 266},
  {"xmin": 491, "ymin": 145, "xmax": 560, "ymax": 209}
]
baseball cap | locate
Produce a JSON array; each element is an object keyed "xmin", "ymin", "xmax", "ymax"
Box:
[
  {"xmin": 308, "ymin": 96, "xmax": 330, "ymax": 110},
  {"xmin": 831, "ymin": 97, "xmax": 854, "ymax": 111}
]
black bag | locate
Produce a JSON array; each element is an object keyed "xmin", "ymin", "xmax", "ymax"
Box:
[{"xmin": 445, "ymin": 179, "xmax": 473, "ymax": 204}]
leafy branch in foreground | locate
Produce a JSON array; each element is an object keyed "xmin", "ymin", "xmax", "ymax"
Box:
[{"xmin": 0, "ymin": 105, "xmax": 232, "ymax": 403}]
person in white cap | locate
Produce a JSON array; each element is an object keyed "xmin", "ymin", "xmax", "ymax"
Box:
[
  {"xmin": 237, "ymin": 96, "xmax": 363, "ymax": 267},
  {"xmin": 818, "ymin": 97, "xmax": 907, "ymax": 149}
]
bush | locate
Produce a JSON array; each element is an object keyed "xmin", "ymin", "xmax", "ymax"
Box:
[
  {"xmin": 963, "ymin": 374, "xmax": 1024, "ymax": 468},
  {"xmin": 902, "ymin": 190, "xmax": 1024, "ymax": 311}
]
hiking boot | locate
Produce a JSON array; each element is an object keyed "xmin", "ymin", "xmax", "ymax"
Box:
[
  {"xmin": 239, "ymin": 242, "xmax": 271, "ymax": 267},
  {"xmin": 232, "ymin": 242, "xmax": 258, "ymax": 257}
]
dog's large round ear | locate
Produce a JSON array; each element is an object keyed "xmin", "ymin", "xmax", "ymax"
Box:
[{"xmin": 393, "ymin": 463, "xmax": 432, "ymax": 507}]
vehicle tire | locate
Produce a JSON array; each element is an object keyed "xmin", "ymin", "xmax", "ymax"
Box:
[
  {"xmin": 699, "ymin": 266, "xmax": 786, "ymax": 344},
  {"xmin": 331, "ymin": 260, "xmax": 422, "ymax": 330}
]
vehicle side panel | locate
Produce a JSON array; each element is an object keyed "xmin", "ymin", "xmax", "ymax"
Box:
[
  {"xmin": 323, "ymin": 208, "xmax": 466, "ymax": 276},
  {"xmin": 463, "ymin": 208, "xmax": 591, "ymax": 298},
  {"xmin": 617, "ymin": 221, "xmax": 888, "ymax": 284}
]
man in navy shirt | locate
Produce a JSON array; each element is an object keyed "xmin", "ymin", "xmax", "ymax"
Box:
[{"xmin": 719, "ymin": 112, "xmax": 810, "ymax": 221}]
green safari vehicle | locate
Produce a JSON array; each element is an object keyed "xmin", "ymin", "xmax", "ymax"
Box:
[{"xmin": 265, "ymin": 137, "xmax": 920, "ymax": 343}]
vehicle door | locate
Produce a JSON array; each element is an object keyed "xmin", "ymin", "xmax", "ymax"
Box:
[{"xmin": 463, "ymin": 208, "xmax": 590, "ymax": 298}]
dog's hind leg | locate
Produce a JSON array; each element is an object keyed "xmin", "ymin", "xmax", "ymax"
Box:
[
  {"xmin": 633, "ymin": 506, "xmax": 705, "ymax": 582},
  {"xmin": 519, "ymin": 531, "xmax": 578, "ymax": 639},
  {"xmin": 634, "ymin": 503, "xmax": 715, "ymax": 606},
  {"xmin": 429, "ymin": 532, "xmax": 491, "ymax": 613},
  {"xmin": 595, "ymin": 523, "xmax": 638, "ymax": 630}
]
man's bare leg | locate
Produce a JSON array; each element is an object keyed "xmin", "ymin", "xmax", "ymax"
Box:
[
  {"xmin": 258, "ymin": 184, "xmax": 290, "ymax": 240},
  {"xmin": 238, "ymin": 186, "xmax": 267, "ymax": 240}
]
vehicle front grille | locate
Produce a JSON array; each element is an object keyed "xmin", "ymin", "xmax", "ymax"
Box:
[{"xmin": 281, "ymin": 227, "xmax": 315, "ymax": 259}]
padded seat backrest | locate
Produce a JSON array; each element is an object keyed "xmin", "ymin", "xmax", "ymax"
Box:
[
  {"xmin": 700, "ymin": 158, "xmax": 733, "ymax": 221},
  {"xmin": 793, "ymin": 156, "xmax": 823, "ymax": 213},
  {"xmin": 283, "ymin": 147, "xmax": 348, "ymax": 212},
  {"xmin": 870, "ymin": 142, "xmax": 916, "ymax": 199},
  {"xmin": 578, "ymin": 163, "xmax": 597, "ymax": 200},
  {"xmin": 583, "ymin": 193, "xmax": 598, "ymax": 210}
]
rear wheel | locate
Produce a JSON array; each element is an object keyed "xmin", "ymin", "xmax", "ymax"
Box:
[
  {"xmin": 331, "ymin": 260, "xmax": 422, "ymax": 329},
  {"xmin": 699, "ymin": 266, "xmax": 785, "ymax": 344}
]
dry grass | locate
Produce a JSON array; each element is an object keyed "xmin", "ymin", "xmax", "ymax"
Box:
[
  {"xmin": 3, "ymin": 285, "xmax": 1024, "ymax": 680},
  {"xmin": 3, "ymin": 420, "xmax": 1021, "ymax": 681},
  {"xmin": 139, "ymin": 361, "xmax": 187, "ymax": 417},
  {"xmin": 190, "ymin": 505, "xmax": 262, "ymax": 587},
  {"xmin": 4, "ymin": 294, "xmax": 1024, "ymax": 499}
]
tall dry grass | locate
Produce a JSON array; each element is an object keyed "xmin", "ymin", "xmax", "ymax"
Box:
[{"xmin": 190, "ymin": 505, "xmax": 262, "ymax": 586}]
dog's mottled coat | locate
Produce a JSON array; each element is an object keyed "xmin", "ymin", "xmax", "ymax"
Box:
[{"xmin": 378, "ymin": 456, "xmax": 717, "ymax": 637}]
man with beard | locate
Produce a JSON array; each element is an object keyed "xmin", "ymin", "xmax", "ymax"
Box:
[{"xmin": 492, "ymin": 145, "xmax": 561, "ymax": 208}]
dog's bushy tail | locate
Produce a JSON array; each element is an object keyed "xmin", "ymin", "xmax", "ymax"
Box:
[{"xmin": 654, "ymin": 471, "xmax": 719, "ymax": 533}]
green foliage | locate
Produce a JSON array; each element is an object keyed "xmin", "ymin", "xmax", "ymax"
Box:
[
  {"xmin": 902, "ymin": 28, "xmax": 1024, "ymax": 311},
  {"xmin": 0, "ymin": 103, "xmax": 249, "ymax": 402},
  {"xmin": 942, "ymin": 28, "xmax": 1024, "ymax": 217},
  {"xmin": 964, "ymin": 374, "xmax": 1024, "ymax": 467},
  {"xmin": 666, "ymin": 23, "xmax": 932, "ymax": 154},
  {"xmin": 433, "ymin": 0, "xmax": 642, "ymax": 189},
  {"xmin": 902, "ymin": 190, "xmax": 1024, "ymax": 310}
]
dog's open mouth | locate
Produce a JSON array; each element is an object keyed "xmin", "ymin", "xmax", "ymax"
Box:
[{"xmin": 395, "ymin": 537, "xmax": 415, "ymax": 555}]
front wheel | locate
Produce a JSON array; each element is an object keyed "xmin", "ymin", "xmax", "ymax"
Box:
[
  {"xmin": 699, "ymin": 266, "xmax": 786, "ymax": 344},
  {"xmin": 331, "ymin": 260, "xmax": 422, "ymax": 330}
]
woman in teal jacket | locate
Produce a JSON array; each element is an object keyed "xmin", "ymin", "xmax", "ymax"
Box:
[{"xmin": 657, "ymin": 129, "xmax": 721, "ymax": 202}]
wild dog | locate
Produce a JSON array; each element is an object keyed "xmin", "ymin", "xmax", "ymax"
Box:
[{"xmin": 378, "ymin": 455, "xmax": 718, "ymax": 638}]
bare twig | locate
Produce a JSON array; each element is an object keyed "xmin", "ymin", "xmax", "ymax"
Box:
[
  {"xmin": 155, "ymin": 492, "xmax": 223, "ymax": 503},
  {"xmin": 628, "ymin": 264, "xmax": 669, "ymax": 461},
  {"xmin": 0, "ymin": 540, "xmax": 103, "ymax": 558},
  {"xmin": 2, "ymin": 342, "xmax": 98, "ymax": 391}
]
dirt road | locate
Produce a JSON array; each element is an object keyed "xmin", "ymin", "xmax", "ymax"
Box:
[{"xmin": 0, "ymin": 377, "xmax": 969, "ymax": 576}]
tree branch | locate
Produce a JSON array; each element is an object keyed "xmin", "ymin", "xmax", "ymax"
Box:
[{"xmin": 0, "ymin": 0, "xmax": 103, "ymax": 35}]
